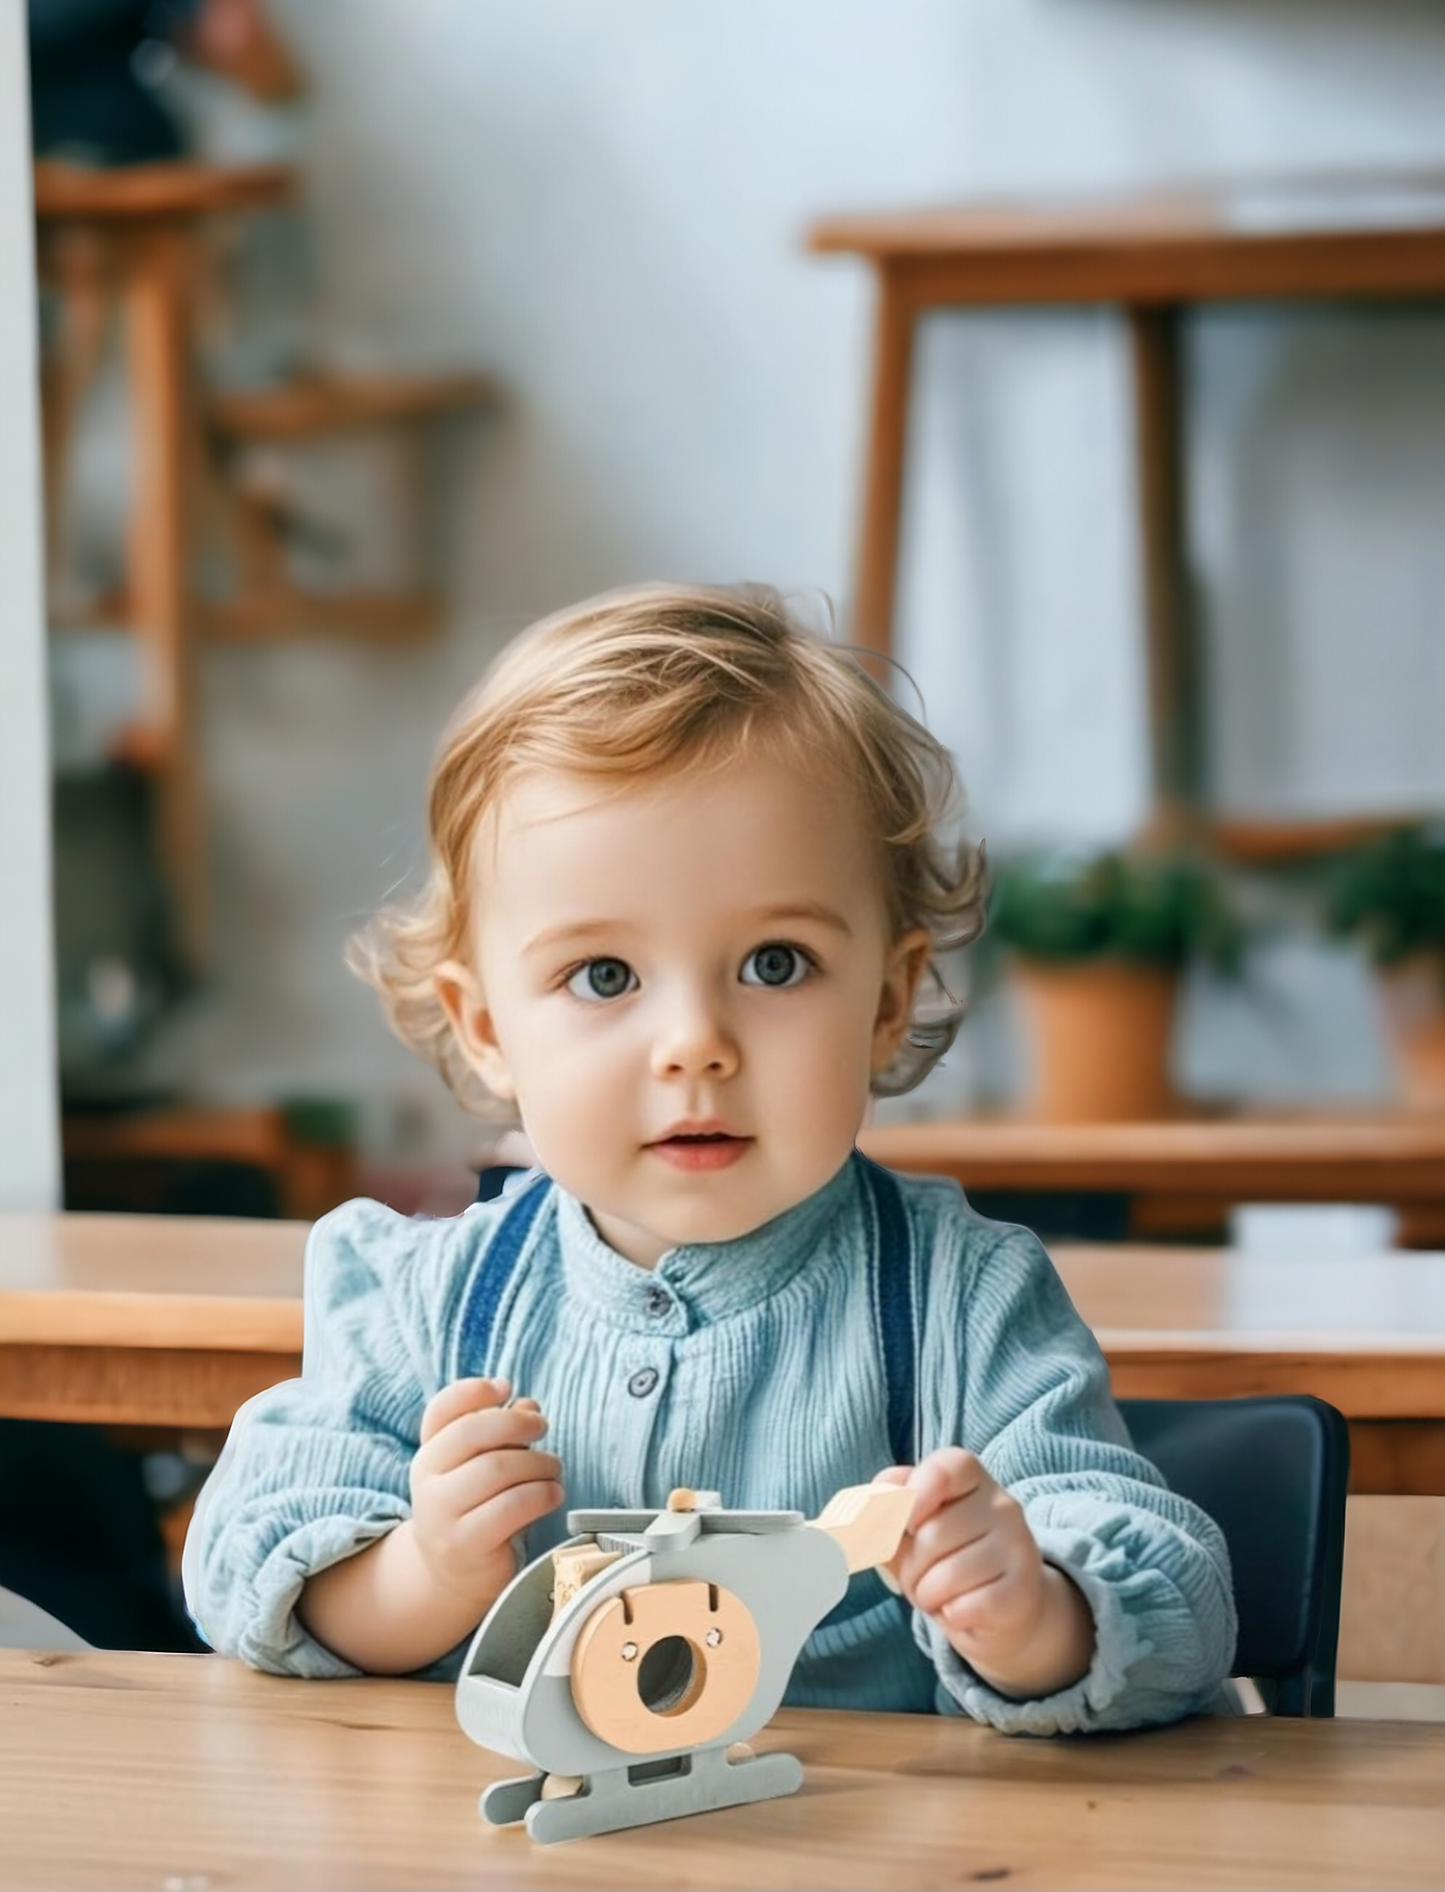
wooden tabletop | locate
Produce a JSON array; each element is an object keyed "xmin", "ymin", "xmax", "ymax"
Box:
[
  {"xmin": 6, "ymin": 1210, "xmax": 1444, "ymax": 1382},
  {"xmin": 3, "ymin": 1210, "xmax": 1444, "ymax": 1493},
  {"xmin": 2, "ymin": 1651, "xmax": 1442, "ymax": 1890},
  {"xmin": 0, "ymin": 1212, "xmax": 305, "ymax": 1351},
  {"xmin": 859, "ymin": 1113, "xmax": 1445, "ymax": 1200},
  {"xmin": 0, "ymin": 1212, "xmax": 306, "ymax": 1429},
  {"xmin": 807, "ymin": 173, "xmax": 1445, "ymax": 305},
  {"xmin": 1056, "ymin": 1241, "xmax": 1445, "ymax": 1480},
  {"xmin": 33, "ymin": 158, "xmax": 295, "ymax": 223}
]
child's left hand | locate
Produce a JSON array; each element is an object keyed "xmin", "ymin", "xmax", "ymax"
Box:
[{"xmin": 875, "ymin": 1448, "xmax": 1095, "ymax": 1700}]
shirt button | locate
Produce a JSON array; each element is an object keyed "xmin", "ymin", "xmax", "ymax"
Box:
[
  {"xmin": 643, "ymin": 1286, "xmax": 671, "ymax": 1319},
  {"xmin": 627, "ymin": 1366, "xmax": 660, "ymax": 1398}
]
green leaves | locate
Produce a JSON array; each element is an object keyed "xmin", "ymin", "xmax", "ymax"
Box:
[
  {"xmin": 989, "ymin": 847, "xmax": 1243, "ymax": 974},
  {"xmin": 1326, "ymin": 825, "xmax": 1445, "ymax": 965}
]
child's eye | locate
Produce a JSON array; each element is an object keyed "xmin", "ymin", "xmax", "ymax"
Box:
[
  {"xmin": 740, "ymin": 943, "xmax": 811, "ymax": 989},
  {"xmin": 566, "ymin": 957, "xmax": 637, "ymax": 1002}
]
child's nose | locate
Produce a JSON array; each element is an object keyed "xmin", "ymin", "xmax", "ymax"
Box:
[{"xmin": 649, "ymin": 992, "xmax": 740, "ymax": 1081}]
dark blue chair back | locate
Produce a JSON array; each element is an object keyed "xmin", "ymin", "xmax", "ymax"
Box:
[{"xmin": 1118, "ymin": 1395, "xmax": 1350, "ymax": 1717}]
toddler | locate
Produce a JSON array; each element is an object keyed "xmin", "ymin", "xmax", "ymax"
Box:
[{"xmin": 184, "ymin": 584, "xmax": 1235, "ymax": 1731}]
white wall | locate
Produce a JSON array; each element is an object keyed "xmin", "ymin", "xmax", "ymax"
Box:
[
  {"xmin": 0, "ymin": 0, "xmax": 59, "ymax": 1207},
  {"xmin": 116, "ymin": 0, "xmax": 1445, "ymax": 1140}
]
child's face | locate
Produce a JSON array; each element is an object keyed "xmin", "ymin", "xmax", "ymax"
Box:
[{"xmin": 439, "ymin": 754, "xmax": 929, "ymax": 1267}]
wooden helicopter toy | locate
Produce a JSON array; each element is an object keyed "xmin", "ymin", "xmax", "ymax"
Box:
[{"xmin": 454, "ymin": 1481, "xmax": 914, "ymax": 1844}]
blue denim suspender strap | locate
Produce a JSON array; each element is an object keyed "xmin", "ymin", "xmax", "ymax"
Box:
[
  {"xmin": 857, "ymin": 1152, "xmax": 921, "ymax": 1467},
  {"xmin": 455, "ymin": 1172, "xmax": 552, "ymax": 1377}
]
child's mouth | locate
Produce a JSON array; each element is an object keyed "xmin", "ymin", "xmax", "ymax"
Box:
[{"xmin": 647, "ymin": 1131, "xmax": 752, "ymax": 1172}]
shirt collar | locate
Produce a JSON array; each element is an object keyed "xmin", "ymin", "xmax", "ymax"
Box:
[{"xmin": 553, "ymin": 1154, "xmax": 861, "ymax": 1330}]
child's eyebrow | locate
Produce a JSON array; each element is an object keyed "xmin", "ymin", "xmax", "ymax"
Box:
[
  {"xmin": 522, "ymin": 902, "xmax": 854, "ymax": 960},
  {"xmin": 522, "ymin": 919, "xmax": 626, "ymax": 959},
  {"xmin": 749, "ymin": 901, "xmax": 854, "ymax": 937}
]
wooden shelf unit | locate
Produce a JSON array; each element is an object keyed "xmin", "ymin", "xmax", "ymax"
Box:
[
  {"xmin": 37, "ymin": 163, "xmax": 496, "ymax": 1200},
  {"xmin": 37, "ymin": 160, "xmax": 497, "ymax": 962}
]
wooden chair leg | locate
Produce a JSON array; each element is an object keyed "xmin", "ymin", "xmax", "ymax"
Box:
[
  {"xmin": 38, "ymin": 226, "xmax": 114, "ymax": 608},
  {"xmin": 851, "ymin": 264, "xmax": 918, "ymax": 680},
  {"xmin": 121, "ymin": 225, "xmax": 207, "ymax": 966},
  {"xmin": 1128, "ymin": 304, "xmax": 1202, "ymax": 834}
]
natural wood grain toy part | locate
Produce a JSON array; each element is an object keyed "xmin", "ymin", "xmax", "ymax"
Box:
[
  {"xmin": 454, "ymin": 1483, "xmax": 911, "ymax": 1844},
  {"xmin": 571, "ymin": 1577, "xmax": 761, "ymax": 1753}
]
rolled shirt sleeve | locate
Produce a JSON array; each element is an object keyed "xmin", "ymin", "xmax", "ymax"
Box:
[
  {"xmin": 910, "ymin": 1206, "xmax": 1238, "ymax": 1732},
  {"xmin": 182, "ymin": 1201, "xmax": 442, "ymax": 1676}
]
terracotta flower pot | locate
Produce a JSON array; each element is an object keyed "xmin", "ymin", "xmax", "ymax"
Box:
[
  {"xmin": 1377, "ymin": 952, "xmax": 1445, "ymax": 1112},
  {"xmin": 1010, "ymin": 958, "xmax": 1181, "ymax": 1122}
]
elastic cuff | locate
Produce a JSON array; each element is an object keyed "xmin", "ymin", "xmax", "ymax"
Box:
[
  {"xmin": 923, "ymin": 1523, "xmax": 1152, "ymax": 1735},
  {"xmin": 239, "ymin": 1511, "xmax": 405, "ymax": 1677}
]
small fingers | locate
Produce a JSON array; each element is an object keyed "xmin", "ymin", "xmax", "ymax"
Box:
[
  {"xmin": 882, "ymin": 1454, "xmax": 1014, "ymax": 1598},
  {"xmin": 462, "ymin": 1476, "xmax": 566, "ymax": 1549},
  {"xmin": 938, "ymin": 1578, "xmax": 1011, "ymax": 1638},
  {"xmin": 415, "ymin": 1403, "xmax": 549, "ymax": 1479},
  {"xmin": 420, "ymin": 1376, "xmax": 512, "ymax": 1445},
  {"xmin": 444, "ymin": 1447, "xmax": 564, "ymax": 1518},
  {"xmin": 871, "ymin": 1464, "xmax": 913, "ymax": 1488},
  {"xmin": 905, "ymin": 1448, "xmax": 988, "ymax": 1526},
  {"xmin": 910, "ymin": 1537, "xmax": 1011, "ymax": 1619},
  {"xmin": 910, "ymin": 1475, "xmax": 1021, "ymax": 1564},
  {"xmin": 877, "ymin": 1449, "xmax": 991, "ymax": 1555}
]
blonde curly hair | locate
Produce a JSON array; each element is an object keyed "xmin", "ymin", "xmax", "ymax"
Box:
[{"xmin": 349, "ymin": 583, "xmax": 986, "ymax": 1114}]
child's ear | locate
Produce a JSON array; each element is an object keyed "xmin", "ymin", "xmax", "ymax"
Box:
[
  {"xmin": 871, "ymin": 928, "xmax": 933, "ymax": 1072},
  {"xmin": 435, "ymin": 961, "xmax": 517, "ymax": 1101}
]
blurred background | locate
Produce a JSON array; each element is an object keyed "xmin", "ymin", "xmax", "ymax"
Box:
[
  {"xmin": 20, "ymin": 1, "xmax": 1445, "ymax": 1236},
  {"xmin": 18, "ymin": 1, "xmax": 1445, "ymax": 1226},
  {"xmin": 3, "ymin": 0, "xmax": 1445, "ymax": 1693}
]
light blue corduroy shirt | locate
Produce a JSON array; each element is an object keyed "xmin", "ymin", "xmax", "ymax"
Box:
[{"xmin": 183, "ymin": 1153, "xmax": 1236, "ymax": 1732}]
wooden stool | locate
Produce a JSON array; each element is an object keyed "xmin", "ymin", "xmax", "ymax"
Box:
[{"xmin": 206, "ymin": 370, "xmax": 497, "ymax": 641}]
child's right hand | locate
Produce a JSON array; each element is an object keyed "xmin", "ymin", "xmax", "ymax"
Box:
[{"xmin": 409, "ymin": 1376, "xmax": 564, "ymax": 1612}]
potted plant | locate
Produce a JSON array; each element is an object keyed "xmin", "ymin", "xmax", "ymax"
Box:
[
  {"xmin": 988, "ymin": 846, "xmax": 1242, "ymax": 1122},
  {"xmin": 1326, "ymin": 824, "xmax": 1445, "ymax": 1110}
]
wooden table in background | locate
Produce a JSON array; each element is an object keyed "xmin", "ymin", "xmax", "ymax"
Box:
[
  {"xmin": 1049, "ymin": 1241, "xmax": 1445, "ymax": 1497},
  {"xmin": 0, "ymin": 1211, "xmax": 305, "ymax": 1432},
  {"xmin": 2, "ymin": 1651, "xmax": 1442, "ymax": 1890},
  {"xmin": 860, "ymin": 1113, "xmax": 1445, "ymax": 1246},
  {"xmin": 2, "ymin": 1211, "xmax": 1443, "ymax": 1494},
  {"xmin": 810, "ymin": 172, "xmax": 1445, "ymax": 831}
]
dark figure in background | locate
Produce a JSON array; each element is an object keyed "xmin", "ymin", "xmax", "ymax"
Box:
[
  {"xmin": 29, "ymin": 0, "xmax": 301, "ymax": 163},
  {"xmin": 30, "ymin": 0, "xmax": 204, "ymax": 162},
  {"xmin": 0, "ymin": 1421, "xmax": 203, "ymax": 1650}
]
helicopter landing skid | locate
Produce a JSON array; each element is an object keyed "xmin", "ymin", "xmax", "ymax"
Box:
[{"xmin": 480, "ymin": 1742, "xmax": 804, "ymax": 1845}]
